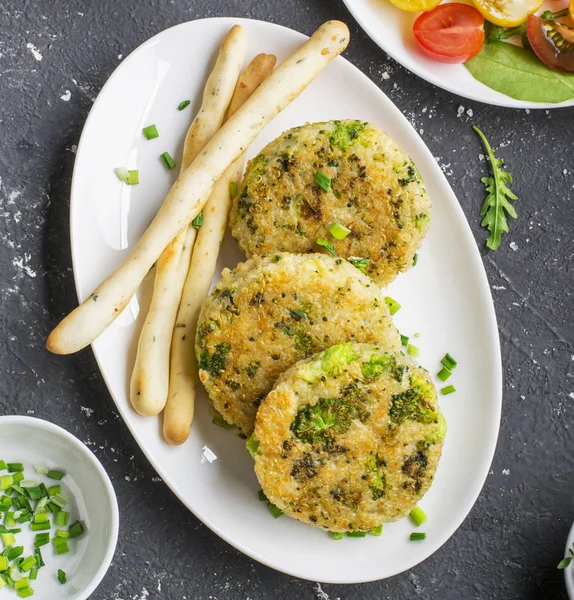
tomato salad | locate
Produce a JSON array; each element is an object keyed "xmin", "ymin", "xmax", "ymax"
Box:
[{"xmin": 388, "ymin": 0, "xmax": 574, "ymax": 74}]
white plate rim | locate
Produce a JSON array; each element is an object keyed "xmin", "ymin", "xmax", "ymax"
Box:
[
  {"xmin": 68, "ymin": 16, "xmax": 503, "ymax": 583},
  {"xmin": 341, "ymin": 0, "xmax": 574, "ymax": 110}
]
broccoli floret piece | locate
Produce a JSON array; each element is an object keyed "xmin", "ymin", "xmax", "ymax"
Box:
[
  {"xmin": 246, "ymin": 361, "xmax": 260, "ymax": 379},
  {"xmin": 414, "ymin": 213, "xmax": 430, "ymax": 233},
  {"xmin": 198, "ymin": 343, "xmax": 230, "ymax": 378},
  {"xmin": 426, "ymin": 412, "xmax": 447, "ymax": 444},
  {"xmin": 290, "ymin": 452, "xmax": 323, "ymax": 482},
  {"xmin": 329, "ymin": 120, "xmax": 367, "ymax": 152},
  {"xmin": 368, "ymin": 475, "xmax": 386, "ymax": 500},
  {"xmin": 320, "ymin": 342, "xmax": 359, "ymax": 374},
  {"xmin": 361, "ymin": 353, "xmax": 406, "ymax": 382},
  {"xmin": 390, "ymin": 375, "xmax": 438, "ymax": 426}
]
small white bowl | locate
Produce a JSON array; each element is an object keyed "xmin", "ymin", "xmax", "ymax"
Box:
[
  {"xmin": 0, "ymin": 415, "xmax": 118, "ymax": 599},
  {"xmin": 566, "ymin": 521, "xmax": 574, "ymax": 600}
]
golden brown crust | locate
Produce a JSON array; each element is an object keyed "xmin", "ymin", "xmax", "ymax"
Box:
[
  {"xmin": 230, "ymin": 120, "xmax": 431, "ymax": 286},
  {"xmin": 253, "ymin": 343, "xmax": 444, "ymax": 532},
  {"xmin": 195, "ymin": 253, "xmax": 401, "ymax": 434}
]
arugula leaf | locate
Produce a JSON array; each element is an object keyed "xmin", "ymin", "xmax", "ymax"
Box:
[
  {"xmin": 557, "ymin": 543, "xmax": 574, "ymax": 569},
  {"xmin": 465, "ymin": 42, "xmax": 574, "ymax": 103},
  {"xmin": 473, "ymin": 126, "xmax": 518, "ymax": 251}
]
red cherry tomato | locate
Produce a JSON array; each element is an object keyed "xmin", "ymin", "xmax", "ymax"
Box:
[
  {"xmin": 413, "ymin": 3, "xmax": 485, "ymax": 64},
  {"xmin": 527, "ymin": 14, "xmax": 574, "ymax": 72}
]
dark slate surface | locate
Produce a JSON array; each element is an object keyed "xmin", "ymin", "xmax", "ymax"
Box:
[{"xmin": 0, "ymin": 0, "xmax": 572, "ymax": 598}]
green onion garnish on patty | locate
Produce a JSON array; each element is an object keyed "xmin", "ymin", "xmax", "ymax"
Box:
[
  {"xmin": 160, "ymin": 152, "xmax": 176, "ymax": 170},
  {"xmin": 315, "ymin": 170, "xmax": 331, "ymax": 192},
  {"xmin": 142, "ymin": 124, "xmax": 159, "ymax": 140},
  {"xmin": 348, "ymin": 257, "xmax": 370, "ymax": 274},
  {"xmin": 328, "ymin": 222, "xmax": 351, "ymax": 240},
  {"xmin": 316, "ymin": 238, "xmax": 336, "ymax": 257}
]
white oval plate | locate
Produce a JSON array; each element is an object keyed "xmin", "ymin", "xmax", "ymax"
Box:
[
  {"xmin": 342, "ymin": 0, "xmax": 574, "ymax": 109},
  {"xmin": 69, "ymin": 17, "xmax": 502, "ymax": 583}
]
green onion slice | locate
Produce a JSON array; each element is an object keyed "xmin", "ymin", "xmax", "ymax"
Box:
[
  {"xmin": 191, "ymin": 212, "xmax": 203, "ymax": 230},
  {"xmin": 369, "ymin": 524, "xmax": 383, "ymax": 536},
  {"xmin": 413, "ymin": 253, "xmax": 419, "ymax": 266},
  {"xmin": 410, "ymin": 532, "xmax": 427, "ymax": 541},
  {"xmin": 58, "ymin": 569, "xmax": 67, "ymax": 584},
  {"xmin": 315, "ymin": 171, "xmax": 331, "ymax": 192},
  {"xmin": 178, "ymin": 100, "xmax": 191, "ymax": 111},
  {"xmin": 407, "ymin": 344, "xmax": 420, "ymax": 358},
  {"xmin": 384, "ymin": 296, "xmax": 401, "ymax": 316},
  {"xmin": 441, "ymin": 353, "xmax": 457, "ymax": 370},
  {"xmin": 437, "ymin": 367, "xmax": 451, "ymax": 382},
  {"xmin": 328, "ymin": 222, "xmax": 351, "ymax": 240},
  {"xmin": 400, "ymin": 334, "xmax": 409, "ymax": 347},
  {"xmin": 267, "ymin": 502, "xmax": 283, "ymax": 519},
  {"xmin": 348, "ymin": 256, "xmax": 370, "ymax": 274},
  {"xmin": 142, "ymin": 124, "xmax": 159, "ymax": 140},
  {"xmin": 441, "ymin": 385, "xmax": 456, "ymax": 396},
  {"xmin": 329, "ymin": 532, "xmax": 344, "ymax": 540},
  {"xmin": 409, "ymin": 506, "xmax": 428, "ymax": 527},
  {"xmin": 346, "ymin": 531, "xmax": 367, "ymax": 538},
  {"xmin": 316, "ymin": 238, "xmax": 336, "ymax": 257},
  {"xmin": 160, "ymin": 151, "xmax": 176, "ymax": 170}
]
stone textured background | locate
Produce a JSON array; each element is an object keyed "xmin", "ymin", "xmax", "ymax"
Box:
[{"xmin": 0, "ymin": 1, "xmax": 572, "ymax": 598}]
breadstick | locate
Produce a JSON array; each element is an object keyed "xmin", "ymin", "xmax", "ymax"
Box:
[
  {"xmin": 46, "ymin": 21, "xmax": 350, "ymax": 355},
  {"xmin": 130, "ymin": 25, "xmax": 246, "ymax": 417},
  {"xmin": 163, "ymin": 53, "xmax": 277, "ymax": 445}
]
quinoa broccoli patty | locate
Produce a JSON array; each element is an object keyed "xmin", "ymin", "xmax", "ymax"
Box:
[
  {"xmin": 196, "ymin": 253, "xmax": 401, "ymax": 435},
  {"xmin": 252, "ymin": 343, "xmax": 445, "ymax": 533},
  {"xmin": 229, "ymin": 120, "xmax": 431, "ymax": 286}
]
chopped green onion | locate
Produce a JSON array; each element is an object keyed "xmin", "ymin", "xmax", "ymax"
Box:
[
  {"xmin": 114, "ymin": 168, "xmax": 139, "ymax": 185},
  {"xmin": 329, "ymin": 532, "xmax": 344, "ymax": 540},
  {"xmin": 413, "ymin": 253, "xmax": 419, "ymax": 266},
  {"xmin": 51, "ymin": 494, "xmax": 68, "ymax": 509},
  {"xmin": 348, "ymin": 256, "xmax": 370, "ymax": 274},
  {"xmin": 19, "ymin": 481, "xmax": 38, "ymax": 489},
  {"xmin": 46, "ymin": 471, "xmax": 65, "ymax": 481},
  {"xmin": 1, "ymin": 532, "xmax": 16, "ymax": 547},
  {"xmin": 12, "ymin": 472, "xmax": 24, "ymax": 485},
  {"xmin": 33, "ymin": 465, "xmax": 48, "ymax": 476},
  {"xmin": 15, "ymin": 577, "xmax": 30, "ymax": 590},
  {"xmin": 55, "ymin": 529, "xmax": 69, "ymax": 539},
  {"xmin": 267, "ymin": 502, "xmax": 283, "ymax": 519},
  {"xmin": 245, "ymin": 437, "xmax": 259, "ymax": 455},
  {"xmin": 34, "ymin": 533, "xmax": 50, "ymax": 548},
  {"xmin": 29, "ymin": 567, "xmax": 38, "ymax": 581},
  {"xmin": 0, "ymin": 556, "xmax": 8, "ymax": 570},
  {"xmin": 160, "ymin": 151, "xmax": 176, "ymax": 170},
  {"xmin": 409, "ymin": 506, "xmax": 428, "ymax": 527},
  {"xmin": 316, "ymin": 238, "xmax": 336, "ymax": 257},
  {"xmin": 114, "ymin": 167, "xmax": 129, "ymax": 182},
  {"xmin": 57, "ymin": 569, "xmax": 67, "ymax": 584},
  {"xmin": 328, "ymin": 222, "xmax": 351, "ymax": 240},
  {"xmin": 0, "ymin": 577, "xmax": 6, "ymax": 590},
  {"xmin": 229, "ymin": 181, "xmax": 237, "ymax": 196},
  {"xmin": 178, "ymin": 99, "xmax": 191, "ymax": 111},
  {"xmin": 5, "ymin": 546, "xmax": 23, "ymax": 560},
  {"xmin": 0, "ymin": 476, "xmax": 13, "ymax": 492},
  {"xmin": 400, "ymin": 334, "xmax": 409, "ymax": 347},
  {"xmin": 315, "ymin": 171, "xmax": 331, "ymax": 192},
  {"xmin": 7, "ymin": 464, "xmax": 24, "ymax": 473},
  {"xmin": 55, "ymin": 511, "xmax": 69, "ymax": 527},
  {"xmin": 384, "ymin": 296, "xmax": 401, "ymax": 316},
  {"xmin": 346, "ymin": 531, "xmax": 367, "ymax": 538},
  {"xmin": 34, "ymin": 548, "xmax": 44, "ymax": 568},
  {"xmin": 369, "ymin": 524, "xmax": 383, "ymax": 536},
  {"xmin": 437, "ymin": 367, "xmax": 452, "ymax": 382},
  {"xmin": 211, "ymin": 412, "xmax": 232, "ymax": 430},
  {"xmin": 288, "ymin": 309, "xmax": 307, "ymax": 321},
  {"xmin": 25, "ymin": 487, "xmax": 44, "ymax": 502},
  {"xmin": 4, "ymin": 512, "xmax": 16, "ymax": 527},
  {"xmin": 410, "ymin": 532, "xmax": 427, "ymax": 541},
  {"xmin": 48, "ymin": 485, "xmax": 60, "ymax": 497},
  {"xmin": 191, "ymin": 212, "xmax": 203, "ymax": 230},
  {"xmin": 52, "ymin": 537, "xmax": 69, "ymax": 555},
  {"xmin": 257, "ymin": 490, "xmax": 267, "ymax": 502},
  {"xmin": 30, "ymin": 522, "xmax": 50, "ymax": 532},
  {"xmin": 0, "ymin": 462, "xmax": 6, "ymax": 471},
  {"xmin": 142, "ymin": 124, "xmax": 159, "ymax": 140},
  {"xmin": 33, "ymin": 513, "xmax": 48, "ymax": 524},
  {"xmin": 68, "ymin": 521, "xmax": 84, "ymax": 539},
  {"xmin": 126, "ymin": 170, "xmax": 139, "ymax": 185},
  {"xmin": 17, "ymin": 587, "xmax": 34, "ymax": 597},
  {"xmin": 441, "ymin": 385, "xmax": 456, "ymax": 396},
  {"xmin": 19, "ymin": 556, "xmax": 36, "ymax": 573},
  {"xmin": 407, "ymin": 344, "xmax": 420, "ymax": 358},
  {"xmin": 441, "ymin": 353, "xmax": 457, "ymax": 371}
]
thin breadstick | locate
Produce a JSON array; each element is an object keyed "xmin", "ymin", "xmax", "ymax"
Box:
[
  {"xmin": 163, "ymin": 53, "xmax": 277, "ymax": 445},
  {"xmin": 46, "ymin": 21, "xmax": 350, "ymax": 355},
  {"xmin": 130, "ymin": 25, "xmax": 246, "ymax": 417}
]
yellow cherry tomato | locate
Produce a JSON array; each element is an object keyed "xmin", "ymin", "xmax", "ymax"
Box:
[
  {"xmin": 570, "ymin": 0, "xmax": 574, "ymax": 22},
  {"xmin": 472, "ymin": 0, "xmax": 543, "ymax": 26},
  {"xmin": 387, "ymin": 0, "xmax": 442, "ymax": 13}
]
